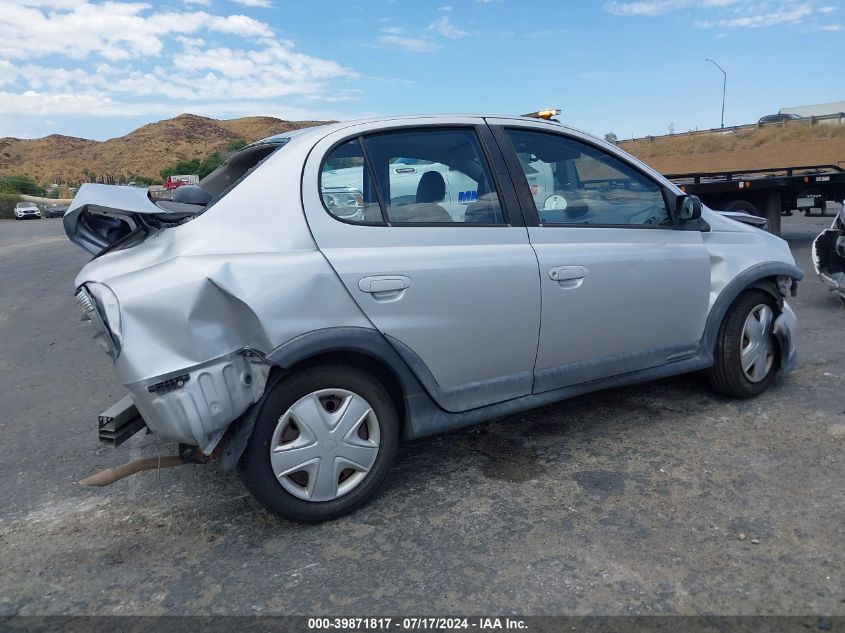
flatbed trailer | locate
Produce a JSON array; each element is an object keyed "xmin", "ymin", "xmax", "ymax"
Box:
[{"xmin": 665, "ymin": 164, "xmax": 845, "ymax": 235}]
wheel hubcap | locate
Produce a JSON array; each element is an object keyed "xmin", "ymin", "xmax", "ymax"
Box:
[
  {"xmin": 741, "ymin": 304, "xmax": 775, "ymax": 383},
  {"xmin": 270, "ymin": 389, "xmax": 380, "ymax": 502}
]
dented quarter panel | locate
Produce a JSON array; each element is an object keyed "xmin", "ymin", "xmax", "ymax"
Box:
[{"xmin": 72, "ymin": 127, "xmax": 374, "ymax": 448}]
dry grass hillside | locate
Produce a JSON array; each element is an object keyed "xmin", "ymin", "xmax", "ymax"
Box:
[
  {"xmin": 3, "ymin": 115, "xmax": 842, "ymax": 188},
  {"xmin": 620, "ymin": 124, "xmax": 845, "ymax": 174},
  {"xmin": 0, "ymin": 114, "xmax": 329, "ymax": 185}
]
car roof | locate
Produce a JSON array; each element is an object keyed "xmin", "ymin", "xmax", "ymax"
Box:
[{"xmin": 253, "ymin": 114, "xmax": 582, "ymax": 146}]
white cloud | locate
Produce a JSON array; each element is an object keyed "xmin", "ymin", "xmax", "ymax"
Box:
[
  {"xmin": 0, "ymin": 89, "xmax": 369, "ymax": 123},
  {"xmin": 376, "ymin": 33, "xmax": 440, "ymax": 53},
  {"xmin": 605, "ymin": 0, "xmax": 830, "ymax": 29},
  {"xmin": 428, "ymin": 15, "xmax": 475, "ymax": 38},
  {"xmin": 603, "ymin": 0, "xmax": 747, "ymax": 16},
  {"xmin": 6, "ymin": 37, "xmax": 357, "ymax": 103},
  {"xmin": 0, "ymin": 0, "xmax": 359, "ymax": 124},
  {"xmin": 232, "ymin": 0, "xmax": 273, "ymax": 7},
  {"xmin": 374, "ymin": 13, "xmax": 474, "ymax": 52},
  {"xmin": 0, "ymin": 60, "xmax": 18, "ymax": 86},
  {"xmin": 0, "ymin": 90, "xmax": 165, "ymax": 117},
  {"xmin": 695, "ymin": 3, "xmax": 813, "ymax": 28},
  {"xmin": 0, "ymin": 2, "xmax": 275, "ymax": 61}
]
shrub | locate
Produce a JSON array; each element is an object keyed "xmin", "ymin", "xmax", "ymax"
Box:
[
  {"xmin": 0, "ymin": 193, "xmax": 22, "ymax": 220},
  {"xmin": 0, "ymin": 175, "xmax": 45, "ymax": 196}
]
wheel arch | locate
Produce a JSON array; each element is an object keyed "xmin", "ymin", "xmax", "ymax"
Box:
[
  {"xmin": 282, "ymin": 349, "xmax": 407, "ymax": 432},
  {"xmin": 217, "ymin": 328, "xmax": 428, "ymax": 471},
  {"xmin": 702, "ymin": 262, "xmax": 803, "ymax": 369}
]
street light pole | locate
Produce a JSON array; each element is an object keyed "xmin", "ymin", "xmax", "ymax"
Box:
[{"xmin": 705, "ymin": 58, "xmax": 726, "ymax": 129}]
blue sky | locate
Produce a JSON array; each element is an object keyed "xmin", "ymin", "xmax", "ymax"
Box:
[{"xmin": 1, "ymin": 0, "xmax": 842, "ymax": 141}]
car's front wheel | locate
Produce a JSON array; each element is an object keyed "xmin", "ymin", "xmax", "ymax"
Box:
[
  {"xmin": 707, "ymin": 289, "xmax": 780, "ymax": 398},
  {"xmin": 242, "ymin": 365, "xmax": 399, "ymax": 522}
]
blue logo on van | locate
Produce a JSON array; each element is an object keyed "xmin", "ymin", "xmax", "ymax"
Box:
[{"xmin": 458, "ymin": 190, "xmax": 478, "ymax": 204}]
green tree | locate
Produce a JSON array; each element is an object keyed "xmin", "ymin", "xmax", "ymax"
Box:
[
  {"xmin": 160, "ymin": 158, "xmax": 201, "ymax": 181},
  {"xmin": 198, "ymin": 152, "xmax": 223, "ymax": 178},
  {"xmin": 130, "ymin": 175, "xmax": 158, "ymax": 186},
  {"xmin": 227, "ymin": 139, "xmax": 248, "ymax": 153}
]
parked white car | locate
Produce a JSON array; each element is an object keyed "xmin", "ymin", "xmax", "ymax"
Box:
[
  {"xmin": 14, "ymin": 202, "xmax": 41, "ymax": 220},
  {"xmin": 64, "ymin": 115, "xmax": 802, "ymax": 522}
]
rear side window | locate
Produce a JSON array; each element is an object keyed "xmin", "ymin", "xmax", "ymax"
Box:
[
  {"xmin": 320, "ymin": 128, "xmax": 505, "ymax": 225},
  {"xmin": 319, "ymin": 139, "xmax": 384, "ymax": 224},
  {"xmin": 505, "ymin": 129, "xmax": 671, "ymax": 227}
]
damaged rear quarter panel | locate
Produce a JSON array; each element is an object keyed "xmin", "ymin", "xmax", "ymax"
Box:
[{"xmin": 74, "ymin": 134, "xmax": 373, "ymax": 447}]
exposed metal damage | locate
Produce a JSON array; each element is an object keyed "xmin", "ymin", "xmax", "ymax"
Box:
[{"xmin": 812, "ymin": 205, "xmax": 845, "ymax": 303}]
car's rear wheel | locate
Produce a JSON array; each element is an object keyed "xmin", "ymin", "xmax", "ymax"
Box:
[
  {"xmin": 707, "ymin": 290, "xmax": 780, "ymax": 398},
  {"xmin": 242, "ymin": 365, "xmax": 399, "ymax": 522}
]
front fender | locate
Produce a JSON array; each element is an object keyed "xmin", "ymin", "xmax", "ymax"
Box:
[{"xmin": 702, "ymin": 261, "xmax": 803, "ymax": 375}]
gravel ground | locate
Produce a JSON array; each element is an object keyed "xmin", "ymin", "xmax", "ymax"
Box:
[{"xmin": 0, "ymin": 215, "xmax": 842, "ymax": 616}]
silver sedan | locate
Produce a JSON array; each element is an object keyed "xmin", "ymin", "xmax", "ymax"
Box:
[{"xmin": 65, "ymin": 115, "xmax": 802, "ymax": 521}]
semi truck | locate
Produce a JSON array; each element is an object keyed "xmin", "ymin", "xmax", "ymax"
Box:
[{"xmin": 665, "ymin": 164, "xmax": 845, "ymax": 235}]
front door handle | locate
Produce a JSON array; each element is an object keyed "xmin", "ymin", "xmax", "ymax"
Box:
[
  {"xmin": 358, "ymin": 275, "xmax": 412, "ymax": 294},
  {"xmin": 549, "ymin": 266, "xmax": 589, "ymax": 288}
]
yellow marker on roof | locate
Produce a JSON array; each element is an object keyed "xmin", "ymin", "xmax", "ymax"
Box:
[{"xmin": 522, "ymin": 109, "xmax": 561, "ymax": 120}]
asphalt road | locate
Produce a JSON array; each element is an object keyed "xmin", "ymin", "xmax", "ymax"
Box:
[{"xmin": 0, "ymin": 215, "xmax": 843, "ymax": 616}]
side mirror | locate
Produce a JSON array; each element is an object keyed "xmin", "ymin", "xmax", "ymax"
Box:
[{"xmin": 675, "ymin": 194, "xmax": 702, "ymax": 222}]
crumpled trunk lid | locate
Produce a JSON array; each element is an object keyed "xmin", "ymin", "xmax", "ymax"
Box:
[{"xmin": 63, "ymin": 183, "xmax": 198, "ymax": 256}]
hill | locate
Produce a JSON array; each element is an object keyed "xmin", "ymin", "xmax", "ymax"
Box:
[
  {"xmin": 0, "ymin": 114, "xmax": 329, "ymax": 185},
  {"xmin": 4, "ymin": 115, "xmax": 842, "ymax": 189},
  {"xmin": 620, "ymin": 124, "xmax": 845, "ymax": 174}
]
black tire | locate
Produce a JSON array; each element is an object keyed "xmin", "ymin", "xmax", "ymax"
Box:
[
  {"xmin": 241, "ymin": 365, "xmax": 399, "ymax": 522},
  {"xmin": 707, "ymin": 290, "xmax": 780, "ymax": 398},
  {"xmin": 724, "ymin": 199, "xmax": 759, "ymax": 215}
]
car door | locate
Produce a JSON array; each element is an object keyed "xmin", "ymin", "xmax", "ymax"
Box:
[
  {"xmin": 301, "ymin": 119, "xmax": 541, "ymax": 412},
  {"xmin": 488, "ymin": 120, "xmax": 711, "ymax": 393}
]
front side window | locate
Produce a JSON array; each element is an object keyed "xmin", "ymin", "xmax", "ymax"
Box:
[
  {"xmin": 505, "ymin": 129, "xmax": 671, "ymax": 227},
  {"xmin": 319, "ymin": 128, "xmax": 505, "ymax": 225}
]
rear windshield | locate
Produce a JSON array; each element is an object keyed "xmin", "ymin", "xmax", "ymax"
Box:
[
  {"xmin": 151, "ymin": 139, "xmax": 289, "ymax": 215},
  {"xmin": 201, "ymin": 140, "xmax": 288, "ymax": 199}
]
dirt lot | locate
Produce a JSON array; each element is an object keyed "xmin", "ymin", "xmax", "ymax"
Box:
[{"xmin": 0, "ymin": 216, "xmax": 843, "ymax": 616}]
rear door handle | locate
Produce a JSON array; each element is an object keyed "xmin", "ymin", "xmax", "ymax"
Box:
[
  {"xmin": 549, "ymin": 266, "xmax": 589, "ymax": 288},
  {"xmin": 358, "ymin": 275, "xmax": 412, "ymax": 294}
]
